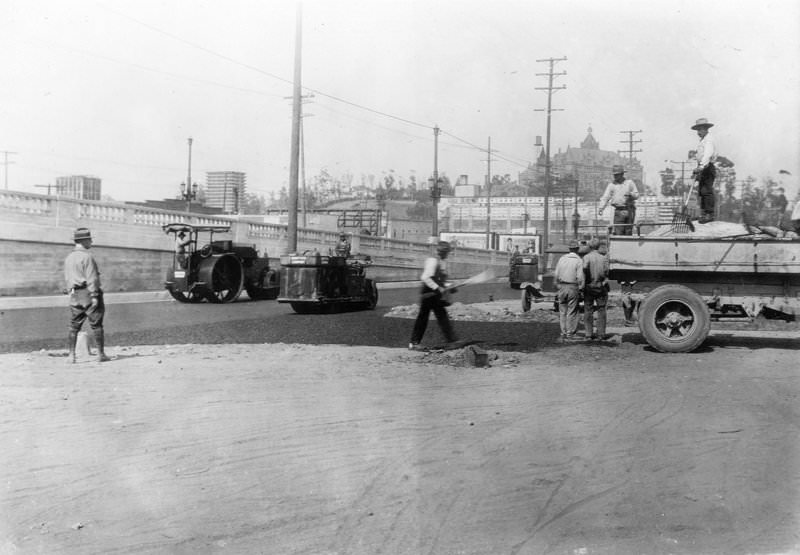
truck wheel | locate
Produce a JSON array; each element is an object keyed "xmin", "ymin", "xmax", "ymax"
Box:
[{"xmin": 638, "ymin": 284, "xmax": 710, "ymax": 353}]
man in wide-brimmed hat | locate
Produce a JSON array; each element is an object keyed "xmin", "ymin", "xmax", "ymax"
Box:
[
  {"xmin": 63, "ymin": 227, "xmax": 110, "ymax": 363},
  {"xmin": 598, "ymin": 164, "xmax": 639, "ymax": 235},
  {"xmin": 690, "ymin": 117, "xmax": 718, "ymax": 223}
]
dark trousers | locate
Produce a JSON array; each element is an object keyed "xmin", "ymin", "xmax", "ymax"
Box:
[
  {"xmin": 613, "ymin": 207, "xmax": 634, "ymax": 235},
  {"xmin": 411, "ymin": 293, "xmax": 455, "ymax": 344},
  {"xmin": 697, "ymin": 165, "xmax": 717, "ymax": 216},
  {"xmin": 69, "ymin": 293, "xmax": 105, "ymax": 332}
]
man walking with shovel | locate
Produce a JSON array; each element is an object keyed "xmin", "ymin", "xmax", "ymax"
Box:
[{"xmin": 409, "ymin": 240, "xmax": 458, "ymax": 350}]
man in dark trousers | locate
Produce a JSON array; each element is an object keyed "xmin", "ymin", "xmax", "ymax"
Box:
[
  {"xmin": 64, "ymin": 227, "xmax": 110, "ymax": 363},
  {"xmin": 582, "ymin": 238, "xmax": 610, "ymax": 340},
  {"xmin": 409, "ymin": 240, "xmax": 457, "ymax": 350},
  {"xmin": 690, "ymin": 117, "xmax": 718, "ymax": 223}
]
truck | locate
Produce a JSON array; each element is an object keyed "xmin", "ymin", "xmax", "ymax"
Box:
[{"xmin": 608, "ymin": 228, "xmax": 800, "ymax": 352}]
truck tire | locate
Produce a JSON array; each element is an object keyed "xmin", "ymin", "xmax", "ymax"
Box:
[{"xmin": 638, "ymin": 284, "xmax": 710, "ymax": 353}]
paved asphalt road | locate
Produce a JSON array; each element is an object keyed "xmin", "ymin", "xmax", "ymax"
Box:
[{"xmin": 0, "ymin": 281, "xmax": 562, "ymax": 354}]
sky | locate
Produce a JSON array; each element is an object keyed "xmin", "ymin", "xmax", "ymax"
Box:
[{"xmin": 2, "ymin": 0, "xmax": 799, "ymax": 203}]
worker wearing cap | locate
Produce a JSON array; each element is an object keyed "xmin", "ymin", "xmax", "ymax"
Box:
[
  {"xmin": 690, "ymin": 117, "xmax": 718, "ymax": 223},
  {"xmin": 553, "ymin": 240, "xmax": 585, "ymax": 340},
  {"xmin": 175, "ymin": 230, "xmax": 191, "ymax": 268},
  {"xmin": 409, "ymin": 240, "xmax": 457, "ymax": 349},
  {"xmin": 335, "ymin": 232, "xmax": 351, "ymax": 257},
  {"xmin": 599, "ymin": 165, "xmax": 639, "ymax": 235},
  {"xmin": 64, "ymin": 227, "xmax": 110, "ymax": 363},
  {"xmin": 582, "ymin": 238, "xmax": 610, "ymax": 340}
]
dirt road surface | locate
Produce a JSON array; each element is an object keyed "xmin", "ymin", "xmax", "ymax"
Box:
[{"xmin": 1, "ymin": 302, "xmax": 799, "ymax": 554}]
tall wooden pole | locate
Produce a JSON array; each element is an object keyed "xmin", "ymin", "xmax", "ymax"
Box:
[
  {"xmin": 432, "ymin": 126, "xmax": 440, "ymax": 238},
  {"xmin": 287, "ymin": 2, "xmax": 303, "ymax": 253}
]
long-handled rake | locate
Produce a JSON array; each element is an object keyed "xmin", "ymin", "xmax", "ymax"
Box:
[{"xmin": 671, "ymin": 178, "xmax": 698, "ymax": 233}]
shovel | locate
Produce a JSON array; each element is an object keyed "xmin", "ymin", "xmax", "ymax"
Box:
[
  {"xmin": 421, "ymin": 268, "xmax": 496, "ymax": 300},
  {"xmin": 671, "ymin": 178, "xmax": 698, "ymax": 233}
]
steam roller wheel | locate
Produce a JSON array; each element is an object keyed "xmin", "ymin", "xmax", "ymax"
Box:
[
  {"xmin": 168, "ymin": 287, "xmax": 204, "ymax": 303},
  {"xmin": 203, "ymin": 255, "xmax": 244, "ymax": 303}
]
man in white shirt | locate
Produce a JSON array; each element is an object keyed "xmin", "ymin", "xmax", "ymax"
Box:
[
  {"xmin": 599, "ymin": 165, "xmax": 639, "ymax": 235},
  {"xmin": 553, "ymin": 240, "xmax": 586, "ymax": 340},
  {"xmin": 409, "ymin": 240, "xmax": 457, "ymax": 349},
  {"xmin": 690, "ymin": 117, "xmax": 718, "ymax": 223}
]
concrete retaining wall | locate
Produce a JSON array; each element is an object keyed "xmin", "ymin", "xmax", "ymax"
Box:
[{"xmin": 0, "ymin": 191, "xmax": 507, "ymax": 297}]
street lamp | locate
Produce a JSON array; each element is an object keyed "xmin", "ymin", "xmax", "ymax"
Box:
[{"xmin": 180, "ymin": 181, "xmax": 198, "ymax": 213}]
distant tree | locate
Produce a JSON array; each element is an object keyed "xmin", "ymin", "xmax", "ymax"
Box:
[{"xmin": 240, "ymin": 193, "xmax": 268, "ymax": 214}]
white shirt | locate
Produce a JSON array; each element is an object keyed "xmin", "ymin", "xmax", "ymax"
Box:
[
  {"xmin": 420, "ymin": 256, "xmax": 444, "ymax": 290},
  {"xmin": 792, "ymin": 199, "xmax": 800, "ymax": 221},
  {"xmin": 696, "ymin": 132, "xmax": 718, "ymax": 169},
  {"xmin": 600, "ymin": 179, "xmax": 639, "ymax": 210},
  {"xmin": 554, "ymin": 252, "xmax": 585, "ymax": 287}
]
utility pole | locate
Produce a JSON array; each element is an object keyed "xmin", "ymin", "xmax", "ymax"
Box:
[
  {"xmin": 430, "ymin": 126, "xmax": 441, "ymax": 238},
  {"xmin": 618, "ymin": 130, "xmax": 643, "ymax": 162},
  {"xmin": 285, "ymin": 93, "xmax": 315, "ymax": 227},
  {"xmin": 287, "ymin": 2, "xmax": 302, "ymax": 253},
  {"xmin": 1, "ymin": 150, "xmax": 18, "ymax": 190},
  {"xmin": 485, "ymin": 136, "xmax": 495, "ymax": 249},
  {"xmin": 535, "ymin": 56, "xmax": 567, "ymax": 264}
]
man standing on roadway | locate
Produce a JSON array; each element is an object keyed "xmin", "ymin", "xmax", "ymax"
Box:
[
  {"xmin": 582, "ymin": 238, "xmax": 610, "ymax": 340},
  {"xmin": 409, "ymin": 240, "xmax": 457, "ymax": 350},
  {"xmin": 64, "ymin": 227, "xmax": 110, "ymax": 363},
  {"xmin": 554, "ymin": 240, "xmax": 585, "ymax": 340},
  {"xmin": 690, "ymin": 117, "xmax": 718, "ymax": 223},
  {"xmin": 599, "ymin": 165, "xmax": 639, "ymax": 235}
]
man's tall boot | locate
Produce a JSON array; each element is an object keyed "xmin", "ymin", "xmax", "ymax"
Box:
[
  {"xmin": 93, "ymin": 328, "xmax": 111, "ymax": 362},
  {"xmin": 67, "ymin": 330, "xmax": 78, "ymax": 364}
]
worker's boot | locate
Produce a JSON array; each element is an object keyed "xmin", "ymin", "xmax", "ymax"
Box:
[
  {"xmin": 93, "ymin": 329, "xmax": 111, "ymax": 363},
  {"xmin": 67, "ymin": 330, "xmax": 78, "ymax": 364}
]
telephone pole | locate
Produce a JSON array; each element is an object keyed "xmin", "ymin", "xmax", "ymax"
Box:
[
  {"xmin": 1, "ymin": 150, "xmax": 18, "ymax": 190},
  {"xmin": 287, "ymin": 2, "xmax": 303, "ymax": 253},
  {"xmin": 535, "ymin": 56, "xmax": 567, "ymax": 262},
  {"xmin": 618, "ymin": 130, "xmax": 643, "ymax": 162},
  {"xmin": 485, "ymin": 136, "xmax": 495, "ymax": 249},
  {"xmin": 430, "ymin": 125, "xmax": 441, "ymax": 238}
]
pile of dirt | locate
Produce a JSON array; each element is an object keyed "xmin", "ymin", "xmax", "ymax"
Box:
[{"xmin": 385, "ymin": 299, "xmax": 561, "ymax": 323}]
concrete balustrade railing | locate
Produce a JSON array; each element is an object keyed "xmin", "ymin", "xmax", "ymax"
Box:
[{"xmin": 0, "ymin": 190, "xmax": 505, "ymax": 297}]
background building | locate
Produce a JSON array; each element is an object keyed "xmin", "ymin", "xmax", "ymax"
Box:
[
  {"xmin": 520, "ymin": 127, "xmax": 644, "ymax": 199},
  {"xmin": 56, "ymin": 175, "xmax": 102, "ymax": 200},
  {"xmin": 206, "ymin": 171, "xmax": 246, "ymax": 214}
]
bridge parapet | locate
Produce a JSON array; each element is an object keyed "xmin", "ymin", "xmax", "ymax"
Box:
[{"xmin": 0, "ymin": 190, "xmax": 505, "ymax": 296}]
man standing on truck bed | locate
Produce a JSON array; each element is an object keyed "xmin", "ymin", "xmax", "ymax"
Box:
[
  {"xmin": 599, "ymin": 165, "xmax": 639, "ymax": 235},
  {"xmin": 690, "ymin": 117, "xmax": 718, "ymax": 223}
]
